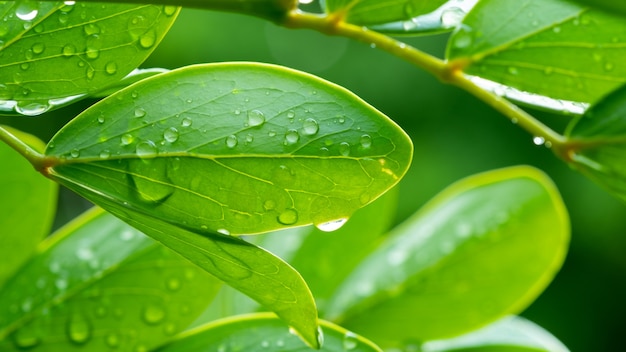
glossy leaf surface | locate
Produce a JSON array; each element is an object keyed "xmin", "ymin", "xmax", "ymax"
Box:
[
  {"xmin": 447, "ymin": 0, "xmax": 626, "ymax": 105},
  {"xmin": 0, "ymin": 1, "xmax": 179, "ymax": 115},
  {"xmin": 45, "ymin": 62, "xmax": 412, "ymax": 236},
  {"xmin": 423, "ymin": 316, "xmax": 569, "ymax": 352},
  {"xmin": 324, "ymin": 0, "xmax": 447, "ymax": 26},
  {"xmin": 325, "ymin": 167, "xmax": 569, "ymax": 345},
  {"xmin": 565, "ymin": 84, "xmax": 626, "ymax": 202},
  {"xmin": 0, "ymin": 208, "xmax": 222, "ymax": 352},
  {"xmin": 158, "ymin": 313, "xmax": 382, "ymax": 352},
  {"xmin": 0, "ymin": 129, "xmax": 56, "ymax": 287}
]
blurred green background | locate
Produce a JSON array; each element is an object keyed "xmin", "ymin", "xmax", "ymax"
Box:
[{"xmin": 2, "ymin": 7, "xmax": 626, "ymax": 351}]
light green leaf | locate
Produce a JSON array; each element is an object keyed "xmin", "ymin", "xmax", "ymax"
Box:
[
  {"xmin": 324, "ymin": 0, "xmax": 447, "ymax": 26},
  {"xmin": 0, "ymin": 1, "xmax": 179, "ymax": 116},
  {"xmin": 564, "ymin": 84, "xmax": 626, "ymax": 202},
  {"xmin": 0, "ymin": 128, "xmax": 57, "ymax": 287},
  {"xmin": 45, "ymin": 62, "xmax": 412, "ymax": 236},
  {"xmin": 447, "ymin": 0, "xmax": 626, "ymax": 105},
  {"xmin": 0, "ymin": 208, "xmax": 222, "ymax": 352},
  {"xmin": 423, "ymin": 316, "xmax": 569, "ymax": 352},
  {"xmin": 324, "ymin": 166, "xmax": 569, "ymax": 345},
  {"xmin": 158, "ymin": 313, "xmax": 382, "ymax": 352}
]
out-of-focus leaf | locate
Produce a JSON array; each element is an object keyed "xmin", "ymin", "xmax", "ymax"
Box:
[
  {"xmin": 564, "ymin": 84, "xmax": 626, "ymax": 202},
  {"xmin": 45, "ymin": 62, "xmax": 412, "ymax": 236},
  {"xmin": 158, "ymin": 313, "xmax": 382, "ymax": 352},
  {"xmin": 423, "ymin": 316, "xmax": 569, "ymax": 352},
  {"xmin": 447, "ymin": 0, "xmax": 626, "ymax": 106},
  {"xmin": 0, "ymin": 208, "xmax": 222, "ymax": 352},
  {"xmin": 0, "ymin": 128, "xmax": 57, "ymax": 287},
  {"xmin": 325, "ymin": 166, "xmax": 569, "ymax": 346},
  {"xmin": 0, "ymin": 2, "xmax": 179, "ymax": 116},
  {"xmin": 324, "ymin": 0, "xmax": 447, "ymax": 26}
]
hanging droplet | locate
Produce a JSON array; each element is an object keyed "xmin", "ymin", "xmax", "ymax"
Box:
[
  {"xmin": 302, "ymin": 118, "xmax": 319, "ymax": 136},
  {"xmin": 66, "ymin": 314, "xmax": 92, "ymax": 345},
  {"xmin": 284, "ymin": 129, "xmax": 300, "ymax": 145},
  {"xmin": 277, "ymin": 209, "xmax": 298, "ymax": 225},
  {"xmin": 136, "ymin": 141, "xmax": 158, "ymax": 158},
  {"xmin": 342, "ymin": 331, "xmax": 359, "ymax": 350},
  {"xmin": 163, "ymin": 127, "xmax": 179, "ymax": 143},
  {"xmin": 142, "ymin": 305, "xmax": 166, "ymax": 325},
  {"xmin": 246, "ymin": 109, "xmax": 265, "ymax": 127},
  {"xmin": 316, "ymin": 218, "xmax": 348, "ymax": 232},
  {"xmin": 226, "ymin": 135, "xmax": 238, "ymax": 148}
]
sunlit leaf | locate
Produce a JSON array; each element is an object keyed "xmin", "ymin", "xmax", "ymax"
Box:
[
  {"xmin": 423, "ymin": 316, "xmax": 569, "ymax": 352},
  {"xmin": 0, "ymin": 1, "xmax": 179, "ymax": 116},
  {"xmin": 45, "ymin": 62, "xmax": 412, "ymax": 236},
  {"xmin": 564, "ymin": 84, "xmax": 626, "ymax": 202},
  {"xmin": 0, "ymin": 208, "xmax": 222, "ymax": 352},
  {"xmin": 0, "ymin": 128, "xmax": 57, "ymax": 287},
  {"xmin": 447, "ymin": 0, "xmax": 626, "ymax": 105},
  {"xmin": 158, "ymin": 313, "xmax": 382, "ymax": 352},
  {"xmin": 324, "ymin": 0, "xmax": 447, "ymax": 26},
  {"xmin": 324, "ymin": 166, "xmax": 569, "ymax": 346}
]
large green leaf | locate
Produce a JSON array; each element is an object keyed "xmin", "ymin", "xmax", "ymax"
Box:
[
  {"xmin": 564, "ymin": 84, "xmax": 626, "ymax": 202},
  {"xmin": 0, "ymin": 208, "xmax": 222, "ymax": 352},
  {"xmin": 0, "ymin": 128, "xmax": 57, "ymax": 287},
  {"xmin": 0, "ymin": 1, "xmax": 179, "ymax": 115},
  {"xmin": 324, "ymin": 166, "xmax": 569, "ymax": 346},
  {"xmin": 447, "ymin": 0, "xmax": 626, "ymax": 105},
  {"xmin": 157, "ymin": 313, "xmax": 382, "ymax": 352},
  {"xmin": 324, "ymin": 0, "xmax": 448, "ymax": 26},
  {"xmin": 45, "ymin": 62, "xmax": 412, "ymax": 236}
]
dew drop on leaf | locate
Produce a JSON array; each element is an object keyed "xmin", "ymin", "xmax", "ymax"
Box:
[
  {"xmin": 105, "ymin": 62, "xmax": 117, "ymax": 75},
  {"xmin": 226, "ymin": 134, "xmax": 238, "ymax": 148},
  {"xmin": 135, "ymin": 141, "xmax": 157, "ymax": 158},
  {"xmin": 16, "ymin": 2, "xmax": 38, "ymax": 21},
  {"xmin": 360, "ymin": 134, "xmax": 372, "ymax": 148},
  {"xmin": 246, "ymin": 109, "xmax": 265, "ymax": 127},
  {"xmin": 62, "ymin": 44, "xmax": 76, "ymax": 56},
  {"xmin": 440, "ymin": 7, "xmax": 466, "ymax": 27},
  {"xmin": 70, "ymin": 148, "xmax": 80, "ymax": 158},
  {"xmin": 284, "ymin": 129, "xmax": 300, "ymax": 145},
  {"xmin": 31, "ymin": 43, "xmax": 45, "ymax": 54},
  {"xmin": 66, "ymin": 314, "xmax": 91, "ymax": 345},
  {"xmin": 316, "ymin": 218, "xmax": 348, "ymax": 232},
  {"xmin": 339, "ymin": 142, "xmax": 350, "ymax": 156},
  {"xmin": 139, "ymin": 31, "xmax": 156, "ymax": 49},
  {"xmin": 302, "ymin": 118, "xmax": 319, "ymax": 135},
  {"xmin": 533, "ymin": 136, "xmax": 545, "ymax": 146},
  {"xmin": 287, "ymin": 110, "xmax": 295, "ymax": 119},
  {"xmin": 105, "ymin": 334, "xmax": 120, "ymax": 348},
  {"xmin": 121, "ymin": 133, "xmax": 134, "ymax": 146},
  {"xmin": 453, "ymin": 27, "xmax": 473, "ymax": 49},
  {"xmin": 134, "ymin": 107, "xmax": 146, "ymax": 118},
  {"xmin": 277, "ymin": 209, "xmax": 298, "ymax": 225},
  {"xmin": 342, "ymin": 331, "xmax": 359, "ymax": 350},
  {"xmin": 83, "ymin": 23, "xmax": 100, "ymax": 35},
  {"xmin": 163, "ymin": 127, "xmax": 179, "ymax": 143},
  {"xmin": 163, "ymin": 5, "xmax": 177, "ymax": 16},
  {"xmin": 142, "ymin": 305, "xmax": 166, "ymax": 325},
  {"xmin": 181, "ymin": 117, "xmax": 192, "ymax": 127}
]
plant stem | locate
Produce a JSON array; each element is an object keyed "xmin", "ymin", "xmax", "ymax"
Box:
[
  {"xmin": 284, "ymin": 11, "xmax": 568, "ymax": 151},
  {"xmin": 0, "ymin": 125, "xmax": 48, "ymax": 172}
]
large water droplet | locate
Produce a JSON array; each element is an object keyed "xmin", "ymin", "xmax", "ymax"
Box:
[
  {"xmin": 302, "ymin": 118, "xmax": 319, "ymax": 135},
  {"xmin": 284, "ymin": 129, "xmax": 299, "ymax": 145},
  {"xmin": 163, "ymin": 127, "xmax": 179, "ymax": 143},
  {"xmin": 246, "ymin": 109, "xmax": 265, "ymax": 127},
  {"xmin": 142, "ymin": 305, "xmax": 165, "ymax": 325},
  {"xmin": 226, "ymin": 134, "xmax": 238, "ymax": 149},
  {"xmin": 277, "ymin": 209, "xmax": 298, "ymax": 225},
  {"xmin": 136, "ymin": 141, "xmax": 157, "ymax": 158},
  {"xmin": 129, "ymin": 158, "xmax": 174, "ymax": 203},
  {"xmin": 67, "ymin": 314, "xmax": 91, "ymax": 345},
  {"xmin": 316, "ymin": 218, "xmax": 348, "ymax": 232},
  {"xmin": 342, "ymin": 331, "xmax": 359, "ymax": 350},
  {"xmin": 15, "ymin": 101, "xmax": 51, "ymax": 116},
  {"xmin": 16, "ymin": 2, "xmax": 38, "ymax": 21}
]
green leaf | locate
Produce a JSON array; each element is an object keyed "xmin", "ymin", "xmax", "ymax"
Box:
[
  {"xmin": 324, "ymin": 166, "xmax": 569, "ymax": 345},
  {"xmin": 157, "ymin": 313, "xmax": 382, "ymax": 352},
  {"xmin": 423, "ymin": 316, "xmax": 569, "ymax": 352},
  {"xmin": 0, "ymin": 128, "xmax": 57, "ymax": 287},
  {"xmin": 92, "ymin": 68, "xmax": 169, "ymax": 98},
  {"xmin": 564, "ymin": 84, "xmax": 626, "ymax": 202},
  {"xmin": 0, "ymin": 208, "xmax": 222, "ymax": 352},
  {"xmin": 45, "ymin": 62, "xmax": 412, "ymax": 236},
  {"xmin": 324, "ymin": 0, "xmax": 448, "ymax": 26},
  {"xmin": 567, "ymin": 0, "xmax": 626, "ymax": 17},
  {"xmin": 447, "ymin": 0, "xmax": 626, "ymax": 105},
  {"xmin": 0, "ymin": 1, "xmax": 179, "ymax": 116}
]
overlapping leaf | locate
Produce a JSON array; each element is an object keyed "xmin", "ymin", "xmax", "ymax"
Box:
[
  {"xmin": 0, "ymin": 208, "xmax": 222, "ymax": 352},
  {"xmin": 0, "ymin": 1, "xmax": 179, "ymax": 115},
  {"xmin": 324, "ymin": 167, "xmax": 569, "ymax": 346},
  {"xmin": 447, "ymin": 0, "xmax": 626, "ymax": 106},
  {"xmin": 324, "ymin": 0, "xmax": 447, "ymax": 26}
]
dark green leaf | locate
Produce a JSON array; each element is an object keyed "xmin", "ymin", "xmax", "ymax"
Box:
[
  {"xmin": 0, "ymin": 128, "xmax": 57, "ymax": 287},
  {"xmin": 0, "ymin": 208, "xmax": 222, "ymax": 352},
  {"xmin": 423, "ymin": 316, "xmax": 569, "ymax": 352},
  {"xmin": 157, "ymin": 313, "xmax": 382, "ymax": 352},
  {"xmin": 324, "ymin": 166, "xmax": 569, "ymax": 345},
  {"xmin": 447, "ymin": 0, "xmax": 626, "ymax": 106},
  {"xmin": 324, "ymin": 0, "xmax": 447, "ymax": 26},
  {"xmin": 0, "ymin": 2, "xmax": 179, "ymax": 115},
  {"xmin": 45, "ymin": 62, "xmax": 412, "ymax": 236},
  {"xmin": 564, "ymin": 84, "xmax": 626, "ymax": 201},
  {"xmin": 567, "ymin": 0, "xmax": 626, "ymax": 17}
]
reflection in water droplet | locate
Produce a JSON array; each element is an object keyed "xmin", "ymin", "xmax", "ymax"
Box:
[
  {"xmin": 15, "ymin": 101, "xmax": 51, "ymax": 116},
  {"xmin": 316, "ymin": 218, "xmax": 348, "ymax": 232},
  {"xmin": 277, "ymin": 209, "xmax": 298, "ymax": 225},
  {"xmin": 339, "ymin": 142, "xmax": 350, "ymax": 156},
  {"xmin": 226, "ymin": 134, "xmax": 238, "ymax": 149},
  {"xmin": 284, "ymin": 129, "xmax": 299, "ymax": 145},
  {"xmin": 360, "ymin": 134, "xmax": 372, "ymax": 149},
  {"xmin": 136, "ymin": 141, "xmax": 157, "ymax": 158},
  {"xmin": 302, "ymin": 118, "xmax": 319, "ymax": 135},
  {"xmin": 217, "ymin": 228, "xmax": 231, "ymax": 236},
  {"xmin": 163, "ymin": 127, "xmax": 179, "ymax": 143},
  {"xmin": 342, "ymin": 331, "xmax": 359, "ymax": 350},
  {"xmin": 99, "ymin": 150, "xmax": 111, "ymax": 159},
  {"xmin": 247, "ymin": 109, "xmax": 265, "ymax": 127},
  {"xmin": 143, "ymin": 305, "xmax": 166, "ymax": 325},
  {"xmin": 121, "ymin": 134, "xmax": 134, "ymax": 146},
  {"xmin": 67, "ymin": 314, "xmax": 91, "ymax": 345}
]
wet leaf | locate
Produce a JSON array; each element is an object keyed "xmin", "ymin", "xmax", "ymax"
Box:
[
  {"xmin": 0, "ymin": 1, "xmax": 179, "ymax": 115},
  {"xmin": 324, "ymin": 0, "xmax": 447, "ymax": 26},
  {"xmin": 447, "ymin": 0, "xmax": 626, "ymax": 105},
  {"xmin": 0, "ymin": 208, "xmax": 222, "ymax": 352},
  {"xmin": 325, "ymin": 166, "xmax": 569, "ymax": 345},
  {"xmin": 157, "ymin": 313, "xmax": 382, "ymax": 352},
  {"xmin": 0, "ymin": 128, "xmax": 56, "ymax": 287}
]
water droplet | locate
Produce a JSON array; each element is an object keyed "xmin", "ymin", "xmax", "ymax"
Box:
[
  {"xmin": 21, "ymin": 299, "xmax": 33, "ymax": 312},
  {"xmin": 12, "ymin": 326, "xmax": 41, "ymax": 349},
  {"xmin": 143, "ymin": 305, "xmax": 165, "ymax": 325},
  {"xmin": 96, "ymin": 115, "xmax": 105, "ymax": 124},
  {"xmin": 284, "ymin": 129, "xmax": 299, "ymax": 145},
  {"xmin": 139, "ymin": 31, "xmax": 156, "ymax": 48},
  {"xmin": 342, "ymin": 331, "xmax": 359, "ymax": 350},
  {"xmin": 83, "ymin": 23, "xmax": 100, "ymax": 35},
  {"xmin": 67, "ymin": 314, "xmax": 91, "ymax": 345},
  {"xmin": 55, "ymin": 278, "xmax": 68, "ymax": 290},
  {"xmin": 166, "ymin": 278, "xmax": 181, "ymax": 291},
  {"xmin": 316, "ymin": 218, "xmax": 348, "ymax": 232},
  {"xmin": 105, "ymin": 62, "xmax": 117, "ymax": 75},
  {"xmin": 15, "ymin": 101, "xmax": 51, "ymax": 116},
  {"xmin": 533, "ymin": 136, "xmax": 545, "ymax": 146},
  {"xmin": 302, "ymin": 118, "xmax": 319, "ymax": 135},
  {"xmin": 268, "ymin": 130, "xmax": 276, "ymax": 137},
  {"xmin": 226, "ymin": 134, "xmax": 238, "ymax": 148},
  {"xmin": 70, "ymin": 148, "xmax": 80, "ymax": 158},
  {"xmin": 338, "ymin": 116, "xmax": 345, "ymax": 124},
  {"xmin": 234, "ymin": 108, "xmax": 241, "ymax": 115},
  {"xmin": 16, "ymin": 2, "xmax": 38, "ymax": 21},
  {"xmin": 245, "ymin": 133, "xmax": 254, "ymax": 144},
  {"xmin": 261, "ymin": 340, "xmax": 270, "ymax": 348},
  {"xmin": 31, "ymin": 43, "xmax": 45, "ymax": 54},
  {"xmin": 105, "ymin": 333, "xmax": 119, "ymax": 348},
  {"xmin": 136, "ymin": 141, "xmax": 157, "ymax": 158},
  {"xmin": 120, "ymin": 229, "xmax": 135, "ymax": 241},
  {"xmin": 181, "ymin": 117, "xmax": 192, "ymax": 127},
  {"xmin": 453, "ymin": 28, "xmax": 473, "ymax": 49},
  {"xmin": 339, "ymin": 142, "xmax": 350, "ymax": 156},
  {"xmin": 76, "ymin": 247, "xmax": 94, "ymax": 261},
  {"xmin": 163, "ymin": 6, "xmax": 177, "ymax": 16},
  {"xmin": 287, "ymin": 110, "xmax": 295, "ymax": 119},
  {"xmin": 440, "ymin": 7, "xmax": 465, "ymax": 28},
  {"xmin": 163, "ymin": 127, "xmax": 179, "ymax": 143},
  {"xmin": 134, "ymin": 107, "xmax": 146, "ymax": 118},
  {"xmin": 131, "ymin": 91, "xmax": 139, "ymax": 99},
  {"xmin": 359, "ymin": 134, "xmax": 372, "ymax": 148},
  {"xmin": 278, "ymin": 209, "xmax": 298, "ymax": 225},
  {"xmin": 121, "ymin": 134, "xmax": 134, "ymax": 146},
  {"xmin": 217, "ymin": 228, "xmax": 231, "ymax": 235},
  {"xmin": 62, "ymin": 44, "xmax": 76, "ymax": 57},
  {"xmin": 246, "ymin": 109, "xmax": 265, "ymax": 127}
]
